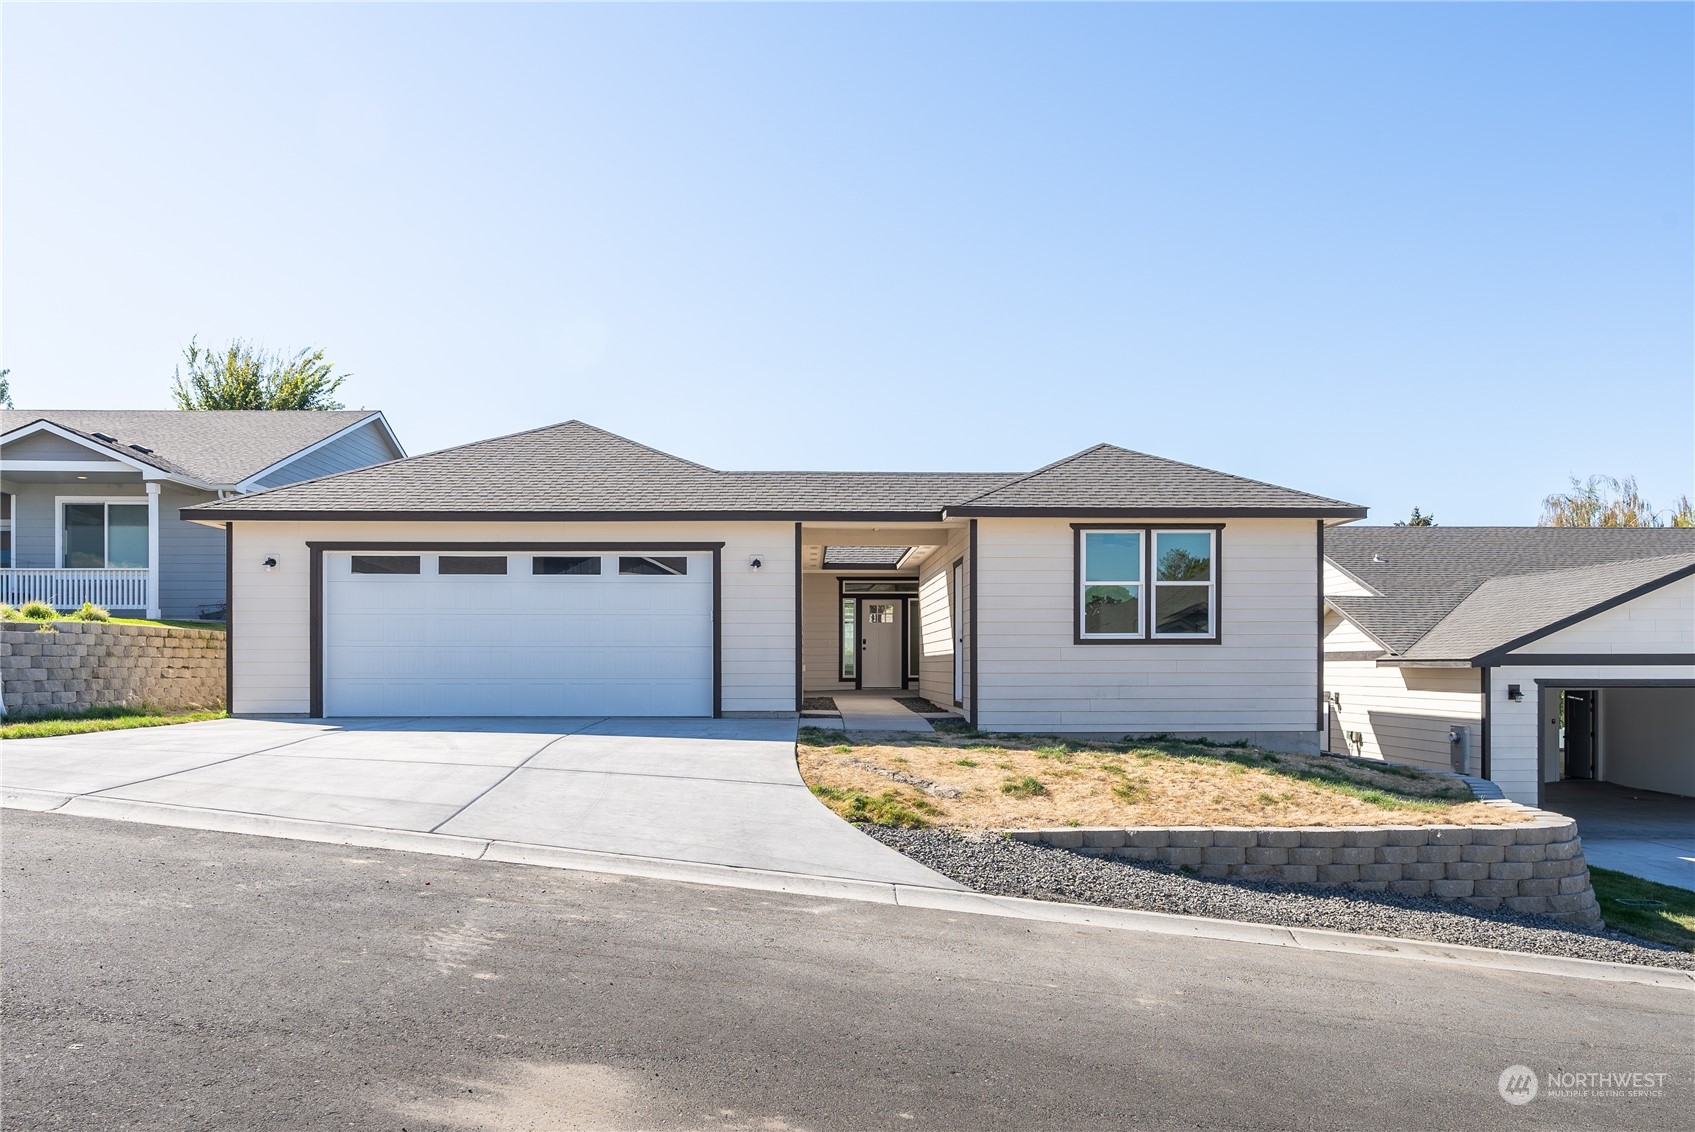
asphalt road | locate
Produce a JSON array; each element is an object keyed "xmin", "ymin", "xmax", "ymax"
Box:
[{"xmin": 3, "ymin": 810, "xmax": 1689, "ymax": 1131}]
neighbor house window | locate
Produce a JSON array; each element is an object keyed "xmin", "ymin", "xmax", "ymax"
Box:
[
  {"xmin": 619, "ymin": 556, "xmax": 687, "ymax": 576},
  {"xmin": 62, "ymin": 501, "xmax": 148, "ymax": 568},
  {"xmin": 1077, "ymin": 527, "xmax": 1219, "ymax": 642},
  {"xmin": 1079, "ymin": 530, "xmax": 1143, "ymax": 638},
  {"xmin": 0, "ymin": 494, "xmax": 11, "ymax": 568}
]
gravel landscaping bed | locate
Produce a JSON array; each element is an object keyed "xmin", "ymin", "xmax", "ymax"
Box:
[{"xmin": 866, "ymin": 826, "xmax": 1695, "ymax": 970}]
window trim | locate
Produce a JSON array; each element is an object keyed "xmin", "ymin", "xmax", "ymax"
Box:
[
  {"xmin": 55, "ymin": 496, "xmax": 151, "ymax": 569},
  {"xmin": 1072, "ymin": 523, "xmax": 1223, "ymax": 646}
]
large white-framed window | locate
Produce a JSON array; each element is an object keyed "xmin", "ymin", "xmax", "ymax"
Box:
[
  {"xmin": 56, "ymin": 498, "xmax": 150, "ymax": 569},
  {"xmin": 0, "ymin": 493, "xmax": 12, "ymax": 568},
  {"xmin": 1076, "ymin": 526, "xmax": 1219, "ymax": 643},
  {"xmin": 1151, "ymin": 529, "xmax": 1216, "ymax": 639},
  {"xmin": 1078, "ymin": 529, "xmax": 1144, "ymax": 639}
]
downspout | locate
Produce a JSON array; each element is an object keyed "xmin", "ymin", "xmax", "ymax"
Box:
[{"xmin": 1479, "ymin": 666, "xmax": 1492, "ymax": 780}]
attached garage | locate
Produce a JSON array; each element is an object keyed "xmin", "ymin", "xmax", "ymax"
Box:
[{"xmin": 320, "ymin": 547, "xmax": 718, "ymax": 717}]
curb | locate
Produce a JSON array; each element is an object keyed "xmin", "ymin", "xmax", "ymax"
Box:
[{"xmin": 5, "ymin": 789, "xmax": 1690, "ymax": 989}]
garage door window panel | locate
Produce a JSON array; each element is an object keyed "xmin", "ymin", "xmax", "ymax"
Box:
[
  {"xmin": 440, "ymin": 556, "xmax": 507, "ymax": 575},
  {"xmin": 534, "ymin": 556, "xmax": 602, "ymax": 576},
  {"xmin": 619, "ymin": 556, "xmax": 688, "ymax": 576},
  {"xmin": 351, "ymin": 555, "xmax": 421, "ymax": 575}
]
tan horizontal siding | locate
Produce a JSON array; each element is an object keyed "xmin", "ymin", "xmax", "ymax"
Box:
[
  {"xmin": 975, "ymin": 517, "xmax": 1319, "ymax": 735},
  {"xmin": 229, "ymin": 520, "xmax": 796, "ymax": 715}
]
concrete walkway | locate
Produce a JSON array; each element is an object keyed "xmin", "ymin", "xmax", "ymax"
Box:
[
  {"xmin": 1543, "ymin": 781, "xmax": 1695, "ymax": 892},
  {"xmin": 815, "ymin": 693, "xmax": 935, "ymax": 733},
  {"xmin": 0, "ymin": 716, "xmax": 958, "ymax": 888}
]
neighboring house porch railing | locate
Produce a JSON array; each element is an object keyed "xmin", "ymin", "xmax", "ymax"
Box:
[{"xmin": 0, "ymin": 569, "xmax": 151, "ymax": 612}]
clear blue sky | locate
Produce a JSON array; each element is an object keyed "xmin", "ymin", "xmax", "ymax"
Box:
[{"xmin": 4, "ymin": 3, "xmax": 1690, "ymax": 524}]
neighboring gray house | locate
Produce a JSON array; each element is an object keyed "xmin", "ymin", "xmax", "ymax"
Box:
[
  {"xmin": 0, "ymin": 410, "xmax": 404, "ymax": 619},
  {"xmin": 1323, "ymin": 527, "xmax": 1695, "ymax": 806},
  {"xmin": 182, "ymin": 419, "xmax": 1366, "ymax": 749}
]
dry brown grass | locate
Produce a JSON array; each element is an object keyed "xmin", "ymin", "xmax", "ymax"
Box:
[{"xmin": 796, "ymin": 728, "xmax": 1531, "ymax": 830}]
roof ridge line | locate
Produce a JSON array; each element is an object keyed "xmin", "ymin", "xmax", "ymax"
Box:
[{"xmin": 951, "ymin": 443, "xmax": 1117, "ymax": 506}]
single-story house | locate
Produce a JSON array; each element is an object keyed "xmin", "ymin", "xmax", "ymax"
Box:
[
  {"xmin": 1323, "ymin": 527, "xmax": 1695, "ymax": 806},
  {"xmin": 1, "ymin": 410, "xmax": 404, "ymax": 619},
  {"xmin": 182, "ymin": 419, "xmax": 1365, "ymax": 746}
]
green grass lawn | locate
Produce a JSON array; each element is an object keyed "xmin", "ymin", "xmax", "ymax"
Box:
[
  {"xmin": 0, "ymin": 705, "xmax": 226, "ymax": 740},
  {"xmin": 1590, "ymin": 867, "xmax": 1695, "ymax": 953},
  {"xmin": 106, "ymin": 617, "xmax": 226, "ymax": 632}
]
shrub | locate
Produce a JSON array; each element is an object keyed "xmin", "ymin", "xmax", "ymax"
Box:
[
  {"xmin": 0, "ymin": 604, "xmax": 21, "ymax": 622},
  {"xmin": 68, "ymin": 602, "xmax": 111, "ymax": 622},
  {"xmin": 1000, "ymin": 776, "xmax": 1049, "ymax": 798},
  {"xmin": 19, "ymin": 602, "xmax": 57, "ymax": 621}
]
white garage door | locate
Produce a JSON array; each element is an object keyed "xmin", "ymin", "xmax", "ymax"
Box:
[{"xmin": 323, "ymin": 550, "xmax": 714, "ymax": 716}]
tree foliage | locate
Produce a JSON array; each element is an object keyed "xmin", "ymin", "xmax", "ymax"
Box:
[
  {"xmin": 1540, "ymin": 475, "xmax": 1691, "ymax": 528},
  {"xmin": 0, "ymin": 368, "xmax": 12, "ymax": 409},
  {"xmin": 170, "ymin": 338, "xmax": 347, "ymax": 411},
  {"xmin": 1394, "ymin": 507, "xmax": 1436, "ymax": 527}
]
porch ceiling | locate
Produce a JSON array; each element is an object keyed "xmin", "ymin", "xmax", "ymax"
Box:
[{"xmin": 799, "ymin": 524, "xmax": 956, "ymax": 572}]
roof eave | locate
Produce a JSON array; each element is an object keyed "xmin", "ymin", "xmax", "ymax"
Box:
[
  {"xmin": 944, "ymin": 505, "xmax": 1370, "ymax": 520},
  {"xmin": 179, "ymin": 507, "xmax": 953, "ymax": 524}
]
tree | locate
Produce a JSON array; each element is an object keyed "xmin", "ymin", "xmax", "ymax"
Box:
[
  {"xmin": 0, "ymin": 369, "xmax": 11, "ymax": 409},
  {"xmin": 1671, "ymin": 496, "xmax": 1695, "ymax": 528},
  {"xmin": 1540, "ymin": 474, "xmax": 1687, "ymax": 528},
  {"xmin": 1394, "ymin": 507, "xmax": 1436, "ymax": 527},
  {"xmin": 170, "ymin": 338, "xmax": 347, "ymax": 410}
]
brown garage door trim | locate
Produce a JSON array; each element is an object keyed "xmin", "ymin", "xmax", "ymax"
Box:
[{"xmin": 306, "ymin": 541, "xmax": 725, "ymax": 719}]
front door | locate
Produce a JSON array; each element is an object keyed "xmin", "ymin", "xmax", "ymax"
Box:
[
  {"xmin": 1564, "ymin": 691, "xmax": 1596, "ymax": 779},
  {"xmin": 860, "ymin": 600, "xmax": 903, "ymax": 689}
]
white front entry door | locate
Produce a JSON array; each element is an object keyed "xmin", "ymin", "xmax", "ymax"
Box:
[
  {"xmin": 322, "ymin": 551, "xmax": 713, "ymax": 716},
  {"xmin": 860, "ymin": 600, "xmax": 903, "ymax": 689}
]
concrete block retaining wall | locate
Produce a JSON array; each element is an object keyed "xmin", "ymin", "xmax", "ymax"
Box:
[
  {"xmin": 1, "ymin": 622, "xmax": 226, "ymax": 716},
  {"xmin": 1009, "ymin": 808, "xmax": 1602, "ymax": 927}
]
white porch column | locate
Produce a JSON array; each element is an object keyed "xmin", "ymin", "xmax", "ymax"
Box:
[{"xmin": 145, "ymin": 482, "xmax": 162, "ymax": 619}]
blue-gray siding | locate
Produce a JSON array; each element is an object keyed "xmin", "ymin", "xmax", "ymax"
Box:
[
  {"xmin": 253, "ymin": 420, "xmax": 399, "ymax": 488},
  {"xmin": 0, "ymin": 480, "xmax": 224, "ymax": 617}
]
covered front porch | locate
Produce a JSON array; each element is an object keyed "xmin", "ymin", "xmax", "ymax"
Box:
[
  {"xmin": 797, "ymin": 523, "xmax": 970, "ymax": 715},
  {"xmin": 0, "ymin": 475, "xmax": 164, "ymax": 618}
]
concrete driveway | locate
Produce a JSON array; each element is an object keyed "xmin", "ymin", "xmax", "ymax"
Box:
[
  {"xmin": 0, "ymin": 716, "xmax": 957, "ymax": 888},
  {"xmin": 1543, "ymin": 781, "xmax": 1695, "ymax": 892}
]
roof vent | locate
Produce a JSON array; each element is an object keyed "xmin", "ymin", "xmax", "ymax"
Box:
[
  {"xmin": 1371, "ymin": 554, "xmax": 1387, "ymax": 564},
  {"xmin": 92, "ymin": 431, "xmax": 118, "ymax": 443},
  {"xmin": 128, "ymin": 443, "xmax": 154, "ymax": 454}
]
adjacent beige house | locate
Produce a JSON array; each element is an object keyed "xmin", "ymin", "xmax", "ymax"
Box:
[
  {"xmin": 1323, "ymin": 527, "xmax": 1695, "ymax": 806},
  {"xmin": 185, "ymin": 420, "xmax": 1363, "ymax": 752}
]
